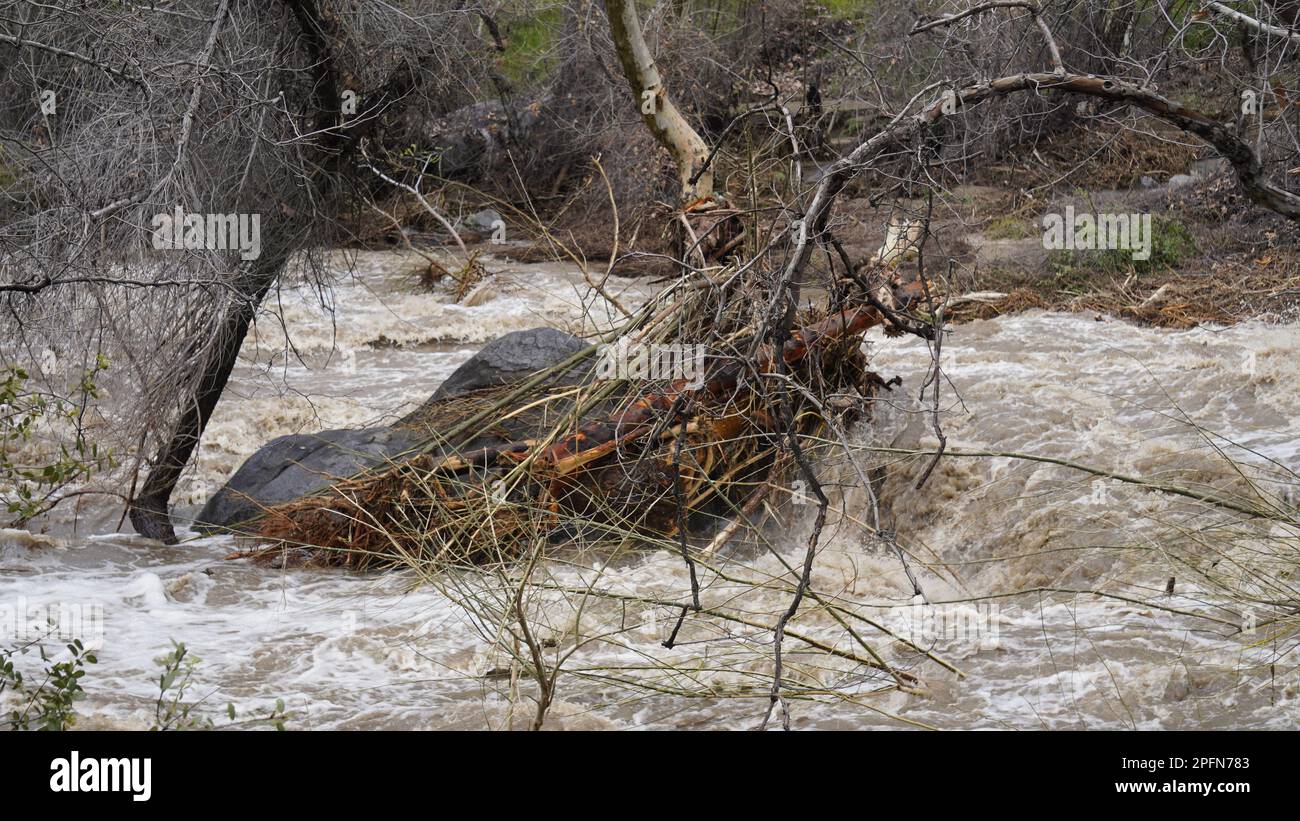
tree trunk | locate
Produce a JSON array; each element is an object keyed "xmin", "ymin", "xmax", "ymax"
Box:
[
  {"xmin": 128, "ymin": 255, "xmax": 287, "ymax": 543},
  {"xmin": 603, "ymin": 0, "xmax": 713, "ymax": 203}
]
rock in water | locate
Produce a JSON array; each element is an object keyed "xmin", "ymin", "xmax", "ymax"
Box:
[
  {"xmin": 194, "ymin": 427, "xmax": 422, "ymax": 532},
  {"xmin": 423, "ymin": 326, "xmax": 587, "ymax": 403},
  {"xmin": 461, "ymin": 208, "xmax": 503, "ymax": 236},
  {"xmin": 194, "ymin": 327, "xmax": 587, "ymax": 532}
]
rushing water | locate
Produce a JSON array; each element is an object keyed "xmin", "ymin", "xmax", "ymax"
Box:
[{"xmin": 3, "ymin": 248, "xmax": 1298, "ymax": 729}]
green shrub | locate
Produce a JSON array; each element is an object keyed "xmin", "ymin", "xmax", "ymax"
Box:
[
  {"xmin": 984, "ymin": 215, "xmax": 1032, "ymax": 240},
  {"xmin": 151, "ymin": 641, "xmax": 288, "ymax": 731},
  {"xmin": 1, "ymin": 638, "xmax": 97, "ymax": 730},
  {"xmin": 1047, "ymin": 215, "xmax": 1198, "ymax": 277},
  {"xmin": 1, "ymin": 355, "xmax": 113, "ymax": 526},
  {"xmin": 2, "ymin": 637, "xmax": 289, "ymax": 730}
]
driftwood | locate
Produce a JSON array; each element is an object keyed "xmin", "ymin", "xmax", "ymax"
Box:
[
  {"xmin": 676, "ymin": 198, "xmax": 745, "ymax": 266},
  {"xmin": 247, "ymin": 275, "xmax": 922, "ymax": 569}
]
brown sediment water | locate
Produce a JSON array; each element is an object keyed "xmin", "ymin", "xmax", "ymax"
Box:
[{"xmin": 3, "ymin": 249, "xmax": 1298, "ymax": 729}]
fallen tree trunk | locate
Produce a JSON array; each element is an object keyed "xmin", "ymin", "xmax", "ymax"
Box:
[
  {"xmin": 953, "ymin": 73, "xmax": 1300, "ymax": 219},
  {"xmin": 782, "ymin": 69, "xmax": 1300, "ymax": 306}
]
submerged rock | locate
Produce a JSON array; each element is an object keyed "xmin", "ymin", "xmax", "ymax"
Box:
[{"xmin": 194, "ymin": 327, "xmax": 587, "ymax": 532}]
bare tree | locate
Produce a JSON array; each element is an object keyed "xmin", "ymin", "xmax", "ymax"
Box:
[
  {"xmin": 602, "ymin": 0, "xmax": 713, "ymax": 203},
  {"xmin": 0, "ymin": 0, "xmax": 489, "ymax": 541}
]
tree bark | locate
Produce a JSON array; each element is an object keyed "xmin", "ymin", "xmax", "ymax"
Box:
[
  {"xmin": 602, "ymin": 0, "xmax": 713, "ymax": 203},
  {"xmin": 127, "ymin": 255, "xmax": 287, "ymax": 543}
]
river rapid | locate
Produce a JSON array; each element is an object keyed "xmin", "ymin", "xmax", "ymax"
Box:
[{"xmin": 3, "ymin": 248, "xmax": 1298, "ymax": 730}]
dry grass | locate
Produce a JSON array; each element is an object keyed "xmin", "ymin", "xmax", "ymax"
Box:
[
  {"xmin": 240, "ymin": 263, "xmax": 885, "ymax": 571},
  {"xmin": 950, "ymin": 262, "xmax": 1300, "ymax": 327}
]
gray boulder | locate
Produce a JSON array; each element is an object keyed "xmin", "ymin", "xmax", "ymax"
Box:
[
  {"xmin": 399, "ymin": 99, "xmax": 544, "ymax": 181},
  {"xmin": 195, "ymin": 327, "xmax": 588, "ymax": 532},
  {"xmin": 1190, "ymin": 158, "xmax": 1229, "ymax": 180},
  {"xmin": 461, "ymin": 208, "xmax": 503, "ymax": 235},
  {"xmin": 427, "ymin": 326, "xmax": 587, "ymax": 403},
  {"xmin": 194, "ymin": 426, "xmax": 422, "ymax": 531}
]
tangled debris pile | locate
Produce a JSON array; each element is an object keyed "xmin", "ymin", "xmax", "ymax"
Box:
[{"xmin": 241, "ymin": 257, "xmax": 926, "ymax": 570}]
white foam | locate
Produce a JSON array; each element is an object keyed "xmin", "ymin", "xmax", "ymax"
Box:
[{"xmin": 8, "ymin": 280, "xmax": 1300, "ymax": 728}]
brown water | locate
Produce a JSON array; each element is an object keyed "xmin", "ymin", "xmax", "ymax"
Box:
[{"xmin": 3, "ymin": 249, "xmax": 1298, "ymax": 729}]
